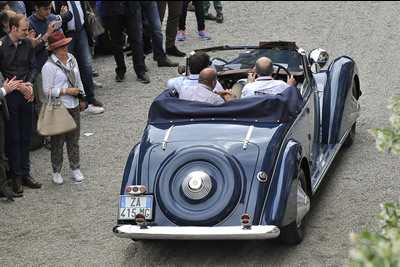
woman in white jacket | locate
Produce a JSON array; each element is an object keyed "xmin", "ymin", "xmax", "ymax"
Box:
[{"xmin": 41, "ymin": 31, "xmax": 86, "ymax": 185}]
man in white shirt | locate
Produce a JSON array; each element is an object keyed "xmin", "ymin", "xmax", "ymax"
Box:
[
  {"xmin": 241, "ymin": 57, "xmax": 296, "ymax": 98},
  {"xmin": 178, "ymin": 68, "xmax": 235, "ymax": 104},
  {"xmin": 167, "ymin": 52, "xmax": 223, "ymax": 91}
]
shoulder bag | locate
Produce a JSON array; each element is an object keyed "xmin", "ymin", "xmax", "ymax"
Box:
[
  {"xmin": 37, "ymin": 89, "xmax": 77, "ymax": 136},
  {"xmin": 85, "ymin": 2, "xmax": 105, "ymax": 38}
]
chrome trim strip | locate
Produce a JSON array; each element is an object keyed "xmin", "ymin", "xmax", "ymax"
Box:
[
  {"xmin": 113, "ymin": 225, "xmax": 280, "ymax": 240},
  {"xmin": 243, "ymin": 125, "xmax": 254, "ymax": 150},
  {"xmin": 311, "ymin": 129, "xmax": 349, "ymax": 194},
  {"xmin": 162, "ymin": 125, "xmax": 174, "ymax": 150}
]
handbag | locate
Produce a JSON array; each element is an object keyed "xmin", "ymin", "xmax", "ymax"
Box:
[
  {"xmin": 37, "ymin": 89, "xmax": 77, "ymax": 136},
  {"xmin": 85, "ymin": 2, "xmax": 105, "ymax": 37}
]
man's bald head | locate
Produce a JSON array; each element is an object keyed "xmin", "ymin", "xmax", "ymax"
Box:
[
  {"xmin": 198, "ymin": 68, "xmax": 217, "ymax": 88},
  {"xmin": 255, "ymin": 57, "xmax": 274, "ymax": 77}
]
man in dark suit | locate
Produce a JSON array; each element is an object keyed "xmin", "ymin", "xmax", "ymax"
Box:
[{"xmin": 0, "ymin": 14, "xmax": 41, "ymax": 196}]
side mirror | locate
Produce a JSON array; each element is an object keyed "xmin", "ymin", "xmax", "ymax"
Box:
[{"xmin": 308, "ymin": 48, "xmax": 329, "ymax": 73}]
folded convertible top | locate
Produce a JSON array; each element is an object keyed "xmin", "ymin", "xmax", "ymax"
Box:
[{"xmin": 148, "ymin": 86, "xmax": 304, "ymax": 124}]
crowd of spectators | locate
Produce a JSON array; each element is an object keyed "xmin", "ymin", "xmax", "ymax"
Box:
[{"xmin": 0, "ymin": 1, "xmax": 225, "ymax": 201}]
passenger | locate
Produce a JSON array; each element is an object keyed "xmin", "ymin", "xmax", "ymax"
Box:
[
  {"xmin": 178, "ymin": 68, "xmax": 235, "ymax": 104},
  {"xmin": 167, "ymin": 51, "xmax": 223, "ymax": 91},
  {"xmin": 240, "ymin": 56, "xmax": 296, "ymax": 98}
]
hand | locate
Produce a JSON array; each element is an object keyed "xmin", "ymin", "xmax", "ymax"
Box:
[
  {"xmin": 66, "ymin": 88, "xmax": 80, "ymax": 96},
  {"xmin": 60, "ymin": 5, "xmax": 68, "ymax": 15},
  {"xmin": 30, "ymin": 34, "xmax": 42, "ymax": 48},
  {"xmin": 222, "ymin": 90, "xmax": 236, "ymax": 101},
  {"xmin": 287, "ymin": 74, "xmax": 296, "ymax": 86},
  {"xmin": 18, "ymin": 83, "xmax": 34, "ymax": 101},
  {"xmin": 27, "ymin": 29, "xmax": 36, "ymax": 39},
  {"xmin": 3, "ymin": 76, "xmax": 22, "ymax": 94},
  {"xmin": 247, "ymin": 72, "xmax": 257, "ymax": 83},
  {"xmin": 47, "ymin": 20, "xmax": 58, "ymax": 34},
  {"xmin": 79, "ymin": 101, "xmax": 86, "ymax": 112}
]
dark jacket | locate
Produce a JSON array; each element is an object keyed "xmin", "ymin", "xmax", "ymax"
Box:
[
  {"xmin": 100, "ymin": 1, "xmax": 139, "ymax": 17},
  {"xmin": 53, "ymin": 1, "xmax": 93, "ymax": 46}
]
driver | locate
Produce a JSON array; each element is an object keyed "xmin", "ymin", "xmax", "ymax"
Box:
[{"xmin": 240, "ymin": 57, "xmax": 296, "ymax": 98}]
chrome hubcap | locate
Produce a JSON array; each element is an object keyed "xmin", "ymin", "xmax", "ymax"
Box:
[{"xmin": 182, "ymin": 171, "xmax": 212, "ymax": 200}]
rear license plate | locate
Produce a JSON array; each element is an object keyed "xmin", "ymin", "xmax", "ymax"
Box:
[{"xmin": 118, "ymin": 195, "xmax": 153, "ymax": 220}]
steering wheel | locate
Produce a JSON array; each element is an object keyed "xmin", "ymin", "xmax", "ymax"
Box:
[{"xmin": 272, "ymin": 63, "xmax": 291, "ymax": 80}]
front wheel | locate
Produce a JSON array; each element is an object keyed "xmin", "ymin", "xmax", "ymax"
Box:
[{"xmin": 280, "ymin": 168, "xmax": 309, "ymax": 245}]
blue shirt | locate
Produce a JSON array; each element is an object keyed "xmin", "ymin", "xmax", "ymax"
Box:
[{"xmin": 28, "ymin": 13, "xmax": 62, "ymax": 70}]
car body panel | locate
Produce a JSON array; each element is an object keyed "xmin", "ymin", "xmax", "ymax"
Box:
[{"xmin": 114, "ymin": 42, "xmax": 361, "ymax": 242}]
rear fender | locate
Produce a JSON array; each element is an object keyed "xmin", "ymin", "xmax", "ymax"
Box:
[
  {"xmin": 261, "ymin": 140, "xmax": 302, "ymax": 226},
  {"xmin": 120, "ymin": 143, "xmax": 140, "ymax": 195}
]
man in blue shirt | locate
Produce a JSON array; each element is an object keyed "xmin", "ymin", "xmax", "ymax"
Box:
[{"xmin": 28, "ymin": 1, "xmax": 64, "ymax": 112}]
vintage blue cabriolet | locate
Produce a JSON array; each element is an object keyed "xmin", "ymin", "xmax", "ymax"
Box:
[{"xmin": 113, "ymin": 41, "xmax": 361, "ymax": 244}]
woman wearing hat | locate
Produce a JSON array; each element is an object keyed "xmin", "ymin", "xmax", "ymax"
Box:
[{"xmin": 41, "ymin": 31, "xmax": 86, "ymax": 185}]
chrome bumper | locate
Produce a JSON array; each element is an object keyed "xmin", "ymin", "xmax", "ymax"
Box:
[{"xmin": 113, "ymin": 225, "xmax": 280, "ymax": 240}]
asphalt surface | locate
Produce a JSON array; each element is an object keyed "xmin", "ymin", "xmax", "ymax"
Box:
[{"xmin": 1, "ymin": 2, "xmax": 400, "ymax": 266}]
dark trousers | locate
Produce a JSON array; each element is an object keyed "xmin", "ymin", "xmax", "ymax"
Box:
[
  {"xmin": 179, "ymin": 1, "xmax": 205, "ymax": 32},
  {"xmin": 103, "ymin": 7, "xmax": 146, "ymax": 77},
  {"xmin": 4, "ymin": 91, "xmax": 33, "ymax": 179},
  {"xmin": 157, "ymin": 1, "xmax": 183, "ymax": 49},
  {"xmin": 0, "ymin": 108, "xmax": 7, "ymax": 186}
]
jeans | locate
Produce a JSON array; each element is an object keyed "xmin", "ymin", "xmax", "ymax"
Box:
[
  {"xmin": 203, "ymin": 1, "xmax": 222, "ymax": 13},
  {"xmin": 66, "ymin": 28, "xmax": 95, "ymax": 103},
  {"xmin": 4, "ymin": 91, "xmax": 33, "ymax": 179},
  {"xmin": 180, "ymin": 1, "xmax": 205, "ymax": 32},
  {"xmin": 140, "ymin": 1, "xmax": 167, "ymax": 61},
  {"xmin": 103, "ymin": 5, "xmax": 146, "ymax": 76}
]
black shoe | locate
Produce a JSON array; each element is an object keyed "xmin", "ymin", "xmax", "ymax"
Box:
[
  {"xmin": 205, "ymin": 13, "xmax": 216, "ymax": 20},
  {"xmin": 216, "ymin": 12, "xmax": 224, "ymax": 23},
  {"xmin": 92, "ymin": 70, "xmax": 99, "ymax": 77},
  {"xmin": 137, "ymin": 73, "xmax": 150, "ymax": 83},
  {"xmin": 158, "ymin": 58, "xmax": 179, "ymax": 67},
  {"xmin": 116, "ymin": 73, "xmax": 125, "ymax": 82},
  {"xmin": 166, "ymin": 46, "xmax": 186, "ymax": 57}
]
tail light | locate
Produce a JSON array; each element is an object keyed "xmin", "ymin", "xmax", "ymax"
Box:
[
  {"xmin": 240, "ymin": 214, "xmax": 252, "ymax": 229},
  {"xmin": 135, "ymin": 214, "xmax": 147, "ymax": 229},
  {"xmin": 126, "ymin": 185, "xmax": 146, "ymax": 195}
]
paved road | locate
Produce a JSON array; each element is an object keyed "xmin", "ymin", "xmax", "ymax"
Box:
[{"xmin": 1, "ymin": 2, "xmax": 400, "ymax": 266}]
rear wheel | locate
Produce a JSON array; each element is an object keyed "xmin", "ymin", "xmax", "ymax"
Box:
[{"xmin": 280, "ymin": 168, "xmax": 308, "ymax": 245}]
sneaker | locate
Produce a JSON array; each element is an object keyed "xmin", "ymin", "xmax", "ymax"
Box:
[
  {"xmin": 199, "ymin": 30, "xmax": 211, "ymax": 40},
  {"xmin": 81, "ymin": 104, "xmax": 104, "ymax": 115},
  {"xmin": 93, "ymin": 80, "xmax": 103, "ymax": 88},
  {"xmin": 177, "ymin": 30, "xmax": 185, "ymax": 41},
  {"xmin": 53, "ymin": 172, "xmax": 63, "ymax": 185},
  {"xmin": 72, "ymin": 169, "xmax": 84, "ymax": 182},
  {"xmin": 92, "ymin": 70, "xmax": 99, "ymax": 77}
]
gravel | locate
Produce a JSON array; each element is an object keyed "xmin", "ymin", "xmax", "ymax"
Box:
[{"xmin": 1, "ymin": 2, "xmax": 400, "ymax": 266}]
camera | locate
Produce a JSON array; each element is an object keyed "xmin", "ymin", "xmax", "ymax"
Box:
[{"xmin": 76, "ymin": 92, "xmax": 86, "ymax": 102}]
